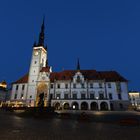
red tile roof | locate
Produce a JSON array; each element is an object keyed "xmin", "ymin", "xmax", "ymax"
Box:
[
  {"xmin": 13, "ymin": 70, "xmax": 127, "ymax": 84},
  {"xmin": 40, "ymin": 66, "xmax": 50, "ymax": 72},
  {"xmin": 50, "ymin": 70, "xmax": 127, "ymax": 82},
  {"xmin": 13, "ymin": 74, "xmax": 28, "ymax": 84}
]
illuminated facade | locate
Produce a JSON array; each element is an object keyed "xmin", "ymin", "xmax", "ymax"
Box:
[
  {"xmin": 10, "ymin": 20, "xmax": 130, "ymax": 110},
  {"xmin": 0, "ymin": 81, "xmax": 7, "ymax": 107},
  {"xmin": 129, "ymin": 91, "xmax": 140, "ymax": 110}
]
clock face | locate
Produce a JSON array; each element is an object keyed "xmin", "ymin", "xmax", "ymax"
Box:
[{"xmin": 34, "ymin": 51, "xmax": 38, "ymax": 56}]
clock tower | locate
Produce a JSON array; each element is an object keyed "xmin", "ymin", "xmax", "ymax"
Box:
[{"xmin": 26, "ymin": 19, "xmax": 48, "ymax": 106}]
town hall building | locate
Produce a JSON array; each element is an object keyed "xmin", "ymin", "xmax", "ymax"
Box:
[{"xmin": 10, "ymin": 20, "xmax": 130, "ymax": 111}]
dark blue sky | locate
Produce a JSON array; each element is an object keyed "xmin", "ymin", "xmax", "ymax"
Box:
[{"xmin": 0, "ymin": 0, "xmax": 140, "ymax": 91}]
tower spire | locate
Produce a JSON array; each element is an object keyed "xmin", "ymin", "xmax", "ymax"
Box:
[
  {"xmin": 38, "ymin": 17, "xmax": 45, "ymax": 46},
  {"xmin": 77, "ymin": 58, "xmax": 80, "ymax": 71}
]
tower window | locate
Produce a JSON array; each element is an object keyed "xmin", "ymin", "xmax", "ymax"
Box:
[{"xmin": 34, "ymin": 61, "xmax": 37, "ymax": 64}]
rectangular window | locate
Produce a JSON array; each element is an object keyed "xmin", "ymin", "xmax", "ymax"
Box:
[
  {"xmin": 118, "ymin": 93, "xmax": 122, "ymax": 100},
  {"xmin": 116, "ymin": 82, "xmax": 121, "ymax": 92},
  {"xmin": 14, "ymin": 94, "xmax": 17, "ymax": 99},
  {"xmin": 51, "ymin": 84, "xmax": 53, "ymax": 88},
  {"xmin": 90, "ymin": 94, "xmax": 95, "ymax": 99},
  {"xmin": 30, "ymin": 95, "xmax": 32, "ymax": 99},
  {"xmin": 73, "ymin": 84, "xmax": 76, "ymax": 88},
  {"xmin": 81, "ymin": 83, "xmax": 85, "ymax": 88},
  {"xmin": 99, "ymin": 83, "xmax": 103, "ymax": 88},
  {"xmin": 22, "ymin": 85, "xmax": 25, "ymax": 90},
  {"xmin": 16, "ymin": 85, "xmax": 19, "ymax": 90},
  {"xmin": 73, "ymin": 94, "xmax": 77, "ymax": 99},
  {"xmin": 90, "ymin": 83, "xmax": 93, "ymax": 88},
  {"xmin": 56, "ymin": 94, "xmax": 60, "ymax": 99},
  {"xmin": 49, "ymin": 94, "xmax": 53, "ymax": 100},
  {"xmin": 65, "ymin": 84, "xmax": 68, "ymax": 89},
  {"xmin": 21, "ymin": 94, "xmax": 24, "ymax": 99},
  {"xmin": 64, "ymin": 94, "xmax": 68, "ymax": 99},
  {"xmin": 99, "ymin": 94, "xmax": 104, "ymax": 99},
  {"xmin": 57, "ymin": 84, "xmax": 60, "ymax": 89},
  {"xmin": 108, "ymin": 83, "xmax": 111, "ymax": 88},
  {"xmin": 109, "ymin": 93, "xmax": 112, "ymax": 100},
  {"xmin": 81, "ymin": 94, "xmax": 86, "ymax": 99}
]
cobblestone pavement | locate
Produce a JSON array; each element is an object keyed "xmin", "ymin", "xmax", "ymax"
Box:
[{"xmin": 0, "ymin": 111, "xmax": 140, "ymax": 140}]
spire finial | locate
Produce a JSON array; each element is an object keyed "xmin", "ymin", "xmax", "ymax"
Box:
[
  {"xmin": 77, "ymin": 58, "xmax": 80, "ymax": 71},
  {"xmin": 38, "ymin": 16, "xmax": 45, "ymax": 46}
]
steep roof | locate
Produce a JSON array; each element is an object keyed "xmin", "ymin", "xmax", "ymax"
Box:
[
  {"xmin": 13, "ymin": 74, "xmax": 28, "ymax": 84},
  {"xmin": 12, "ymin": 70, "xmax": 127, "ymax": 84},
  {"xmin": 50, "ymin": 70, "xmax": 127, "ymax": 82},
  {"xmin": 40, "ymin": 66, "xmax": 50, "ymax": 72}
]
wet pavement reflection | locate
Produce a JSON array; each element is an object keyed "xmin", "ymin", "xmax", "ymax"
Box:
[{"xmin": 0, "ymin": 111, "xmax": 140, "ymax": 140}]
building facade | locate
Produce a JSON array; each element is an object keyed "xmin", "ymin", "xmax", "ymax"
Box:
[
  {"xmin": 0, "ymin": 81, "xmax": 8, "ymax": 107},
  {"xmin": 10, "ymin": 21, "xmax": 130, "ymax": 111},
  {"xmin": 129, "ymin": 91, "xmax": 140, "ymax": 110}
]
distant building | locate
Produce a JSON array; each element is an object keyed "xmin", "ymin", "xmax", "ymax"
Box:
[
  {"xmin": 10, "ymin": 20, "xmax": 130, "ymax": 110},
  {"xmin": 0, "ymin": 80, "xmax": 7, "ymax": 107},
  {"xmin": 129, "ymin": 91, "xmax": 140, "ymax": 110}
]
